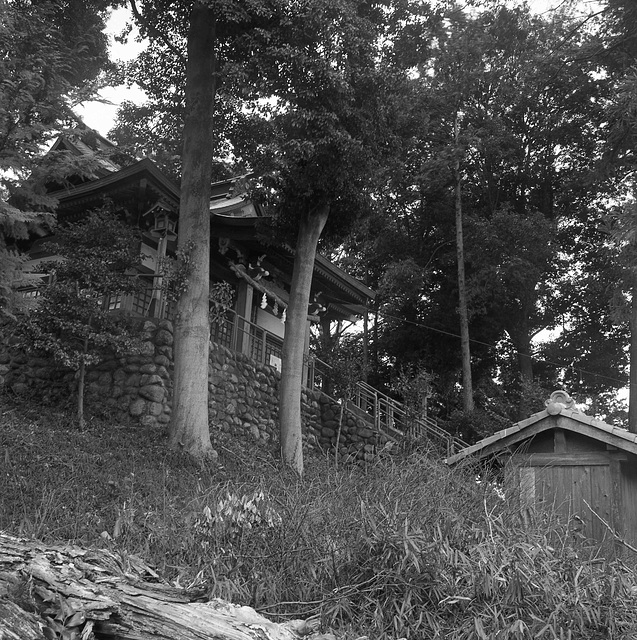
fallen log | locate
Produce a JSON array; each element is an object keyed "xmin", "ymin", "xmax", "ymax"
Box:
[{"xmin": 0, "ymin": 533, "xmax": 322, "ymax": 640}]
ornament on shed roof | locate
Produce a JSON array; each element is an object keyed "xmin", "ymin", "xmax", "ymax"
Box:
[{"xmin": 545, "ymin": 389, "xmax": 579, "ymax": 416}]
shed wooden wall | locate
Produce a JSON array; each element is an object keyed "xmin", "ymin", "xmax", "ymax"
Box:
[
  {"xmin": 620, "ymin": 461, "xmax": 637, "ymax": 549},
  {"xmin": 508, "ymin": 454, "xmax": 616, "ymax": 553},
  {"xmin": 503, "ymin": 422, "xmax": 637, "ymax": 556}
]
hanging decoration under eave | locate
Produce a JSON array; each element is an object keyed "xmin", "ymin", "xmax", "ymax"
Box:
[
  {"xmin": 230, "ymin": 261, "xmax": 323, "ymax": 323},
  {"xmin": 230, "ymin": 262, "xmax": 288, "ymax": 313}
]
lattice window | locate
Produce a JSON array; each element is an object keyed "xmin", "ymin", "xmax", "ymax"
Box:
[
  {"xmin": 250, "ymin": 326, "xmax": 264, "ymax": 362},
  {"xmin": 105, "ymin": 293, "xmax": 122, "ymax": 311},
  {"xmin": 265, "ymin": 334, "xmax": 282, "ymax": 363},
  {"xmin": 131, "ymin": 287, "xmax": 152, "ymax": 316}
]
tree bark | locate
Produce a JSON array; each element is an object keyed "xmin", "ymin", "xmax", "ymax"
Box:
[
  {"xmin": 362, "ymin": 300, "xmax": 369, "ymax": 383},
  {"xmin": 170, "ymin": 4, "xmax": 217, "ymax": 459},
  {"xmin": 506, "ymin": 318, "xmax": 534, "ymax": 420},
  {"xmin": 454, "ymin": 115, "xmax": 474, "ymax": 413},
  {"xmin": 0, "ymin": 533, "xmax": 315, "ymax": 640},
  {"xmin": 280, "ymin": 205, "xmax": 329, "ymax": 476},
  {"xmin": 77, "ymin": 358, "xmax": 86, "ymax": 428},
  {"xmin": 516, "ymin": 337, "xmax": 534, "ymax": 420},
  {"xmin": 629, "ymin": 280, "xmax": 637, "ymax": 433}
]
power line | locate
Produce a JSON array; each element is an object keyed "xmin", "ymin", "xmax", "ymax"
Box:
[{"xmin": 378, "ymin": 311, "xmax": 630, "ymax": 389}]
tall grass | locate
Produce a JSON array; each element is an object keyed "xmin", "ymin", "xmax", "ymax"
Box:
[{"xmin": 2, "ymin": 398, "xmax": 636, "ymax": 638}]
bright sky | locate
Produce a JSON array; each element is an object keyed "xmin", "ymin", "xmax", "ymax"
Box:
[
  {"xmin": 75, "ymin": 7, "xmax": 147, "ymax": 136},
  {"xmin": 76, "ymin": 1, "xmax": 601, "ymax": 138}
]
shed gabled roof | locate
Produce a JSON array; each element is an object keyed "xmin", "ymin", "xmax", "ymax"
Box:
[{"xmin": 445, "ymin": 390, "xmax": 637, "ymax": 465}]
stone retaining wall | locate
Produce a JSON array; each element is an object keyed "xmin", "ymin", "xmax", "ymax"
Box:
[
  {"xmin": 0, "ymin": 319, "xmax": 384, "ymax": 461},
  {"xmin": 0, "ymin": 319, "xmax": 173, "ymax": 427}
]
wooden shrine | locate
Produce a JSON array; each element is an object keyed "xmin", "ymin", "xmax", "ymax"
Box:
[{"xmin": 446, "ymin": 391, "xmax": 637, "ymax": 557}]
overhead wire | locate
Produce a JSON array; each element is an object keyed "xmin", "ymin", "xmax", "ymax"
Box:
[{"xmin": 377, "ymin": 311, "xmax": 630, "ymax": 389}]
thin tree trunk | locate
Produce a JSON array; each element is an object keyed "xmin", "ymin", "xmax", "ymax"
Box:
[
  {"xmin": 77, "ymin": 358, "xmax": 86, "ymax": 428},
  {"xmin": 517, "ymin": 339, "xmax": 534, "ymax": 420},
  {"xmin": 507, "ymin": 320, "xmax": 534, "ymax": 420},
  {"xmin": 454, "ymin": 114, "xmax": 474, "ymax": 412},
  {"xmin": 335, "ymin": 400, "xmax": 345, "ymax": 469},
  {"xmin": 629, "ymin": 280, "xmax": 637, "ymax": 433},
  {"xmin": 169, "ymin": 4, "xmax": 217, "ymax": 458},
  {"xmin": 280, "ymin": 205, "xmax": 329, "ymax": 476},
  {"xmin": 373, "ymin": 304, "xmax": 379, "ymax": 381},
  {"xmin": 76, "ymin": 287, "xmax": 88, "ymax": 428},
  {"xmin": 362, "ymin": 298, "xmax": 369, "ymax": 383}
]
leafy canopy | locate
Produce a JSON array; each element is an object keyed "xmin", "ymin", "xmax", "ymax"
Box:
[{"xmin": 19, "ymin": 208, "xmax": 144, "ymax": 372}]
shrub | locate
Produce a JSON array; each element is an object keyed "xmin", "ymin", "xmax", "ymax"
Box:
[
  {"xmin": 17, "ymin": 208, "xmax": 144, "ymax": 426},
  {"xmin": 2, "ymin": 398, "xmax": 636, "ymax": 639}
]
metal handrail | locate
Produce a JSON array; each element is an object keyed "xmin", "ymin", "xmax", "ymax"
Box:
[
  {"xmin": 351, "ymin": 381, "xmax": 465, "ymax": 456},
  {"xmin": 210, "ymin": 313, "xmax": 467, "ymax": 456},
  {"xmin": 212, "ymin": 310, "xmax": 284, "ymax": 370},
  {"xmin": 304, "ymin": 359, "xmax": 468, "ymax": 457}
]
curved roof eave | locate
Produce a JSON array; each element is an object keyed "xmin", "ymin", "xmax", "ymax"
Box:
[
  {"xmin": 210, "ymin": 212, "xmax": 375, "ymax": 303},
  {"xmin": 48, "ymin": 158, "xmax": 180, "ymax": 206}
]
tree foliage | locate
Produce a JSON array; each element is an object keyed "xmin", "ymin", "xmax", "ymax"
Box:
[
  {"xmin": 338, "ymin": 3, "xmax": 617, "ymax": 421},
  {"xmin": 42, "ymin": 0, "xmax": 637, "ymax": 434},
  {"xmin": 0, "ymin": 0, "xmax": 118, "ymax": 318},
  {"xmin": 18, "ymin": 209, "xmax": 144, "ymax": 426},
  {"xmin": 0, "ymin": 0, "xmax": 114, "ymax": 200}
]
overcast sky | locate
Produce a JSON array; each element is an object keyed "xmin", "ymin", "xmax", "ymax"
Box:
[
  {"xmin": 75, "ymin": 7, "xmax": 146, "ymax": 136},
  {"xmin": 76, "ymin": 1, "xmax": 599, "ymax": 138}
]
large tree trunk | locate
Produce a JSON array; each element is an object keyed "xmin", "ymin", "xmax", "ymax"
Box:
[
  {"xmin": 170, "ymin": 4, "xmax": 217, "ymax": 459},
  {"xmin": 280, "ymin": 205, "xmax": 329, "ymax": 476},
  {"xmin": 0, "ymin": 533, "xmax": 316, "ymax": 640},
  {"xmin": 516, "ymin": 342, "xmax": 534, "ymax": 420}
]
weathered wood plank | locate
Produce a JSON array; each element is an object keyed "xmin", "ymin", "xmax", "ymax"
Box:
[
  {"xmin": 0, "ymin": 533, "xmax": 319, "ymax": 640},
  {"xmin": 515, "ymin": 453, "xmax": 613, "ymax": 467},
  {"xmin": 0, "ymin": 601, "xmax": 45, "ymax": 639}
]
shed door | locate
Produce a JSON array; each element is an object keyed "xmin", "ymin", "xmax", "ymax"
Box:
[{"xmin": 520, "ymin": 461, "xmax": 615, "ymax": 551}]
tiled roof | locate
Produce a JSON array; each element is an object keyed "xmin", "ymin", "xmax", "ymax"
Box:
[{"xmin": 445, "ymin": 402, "xmax": 637, "ymax": 465}]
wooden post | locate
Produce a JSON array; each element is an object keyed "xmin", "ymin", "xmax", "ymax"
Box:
[{"xmin": 234, "ymin": 281, "xmax": 253, "ymax": 355}]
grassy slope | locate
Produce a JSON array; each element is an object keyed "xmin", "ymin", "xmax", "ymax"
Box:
[{"xmin": 2, "ymin": 396, "xmax": 637, "ymax": 639}]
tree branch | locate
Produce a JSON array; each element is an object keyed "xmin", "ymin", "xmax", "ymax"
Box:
[{"xmin": 128, "ymin": 0, "xmax": 186, "ymax": 65}]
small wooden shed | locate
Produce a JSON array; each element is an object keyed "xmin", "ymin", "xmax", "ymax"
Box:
[{"xmin": 446, "ymin": 390, "xmax": 637, "ymax": 555}]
